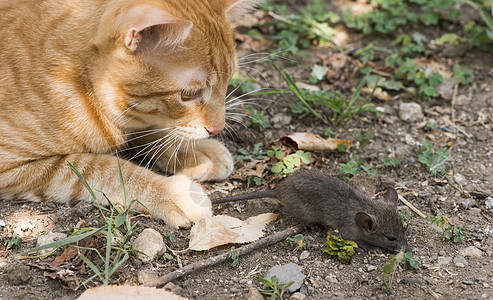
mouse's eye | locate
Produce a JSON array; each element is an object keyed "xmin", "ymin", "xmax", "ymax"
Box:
[{"xmin": 386, "ymin": 235, "xmax": 397, "ymax": 242}]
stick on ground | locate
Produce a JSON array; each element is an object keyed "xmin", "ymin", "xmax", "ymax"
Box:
[{"xmin": 146, "ymin": 225, "xmax": 303, "ymax": 288}]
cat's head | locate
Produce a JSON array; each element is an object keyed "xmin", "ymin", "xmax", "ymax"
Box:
[{"xmin": 92, "ymin": 0, "xmax": 260, "ymax": 139}]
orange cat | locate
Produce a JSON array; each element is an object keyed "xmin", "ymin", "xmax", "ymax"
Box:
[{"xmin": 0, "ymin": 0, "xmax": 259, "ymax": 227}]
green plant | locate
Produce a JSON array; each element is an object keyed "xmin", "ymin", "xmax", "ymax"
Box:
[
  {"xmin": 340, "ymin": 157, "xmax": 376, "ymax": 179},
  {"xmin": 398, "ymin": 209, "xmax": 414, "ymax": 227},
  {"xmin": 267, "ymin": 147, "xmax": 311, "ymax": 177},
  {"xmin": 383, "ymin": 249, "xmax": 420, "ymax": 291},
  {"xmin": 234, "ymin": 143, "xmax": 266, "ymax": 161},
  {"xmin": 272, "ymin": 63, "xmax": 379, "ymax": 127},
  {"xmin": 322, "ymin": 230, "xmax": 358, "ymax": 264},
  {"xmin": 453, "ymin": 64, "xmax": 475, "ymax": 85},
  {"xmin": 247, "ymin": 176, "xmax": 265, "ymax": 186},
  {"xmin": 230, "ymin": 246, "xmax": 239, "ymax": 267},
  {"xmin": 246, "ymin": 106, "xmax": 270, "ymax": 131},
  {"xmin": 353, "ymin": 129, "xmax": 375, "ymax": 149},
  {"xmin": 429, "ymin": 214, "xmax": 466, "ymax": 243},
  {"xmin": 261, "ymin": 0, "xmax": 341, "ymax": 56},
  {"xmin": 383, "ymin": 157, "xmax": 402, "ymax": 167},
  {"xmin": 257, "ymin": 275, "xmax": 294, "ymax": 300},
  {"xmin": 4, "ymin": 234, "xmax": 22, "ymax": 250},
  {"xmin": 416, "ymin": 142, "xmax": 450, "ymax": 175},
  {"xmin": 21, "ymin": 159, "xmax": 142, "ymax": 287},
  {"xmin": 286, "ymin": 234, "xmax": 311, "ymax": 251},
  {"xmin": 229, "ymin": 72, "xmax": 257, "ymax": 94}
]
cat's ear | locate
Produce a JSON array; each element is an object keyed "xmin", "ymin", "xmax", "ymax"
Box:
[
  {"xmin": 210, "ymin": 0, "xmax": 262, "ymax": 18},
  {"xmin": 124, "ymin": 5, "xmax": 193, "ymax": 52}
]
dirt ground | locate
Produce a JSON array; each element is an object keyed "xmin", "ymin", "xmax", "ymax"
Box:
[{"xmin": 1, "ymin": 1, "xmax": 493, "ymax": 299}]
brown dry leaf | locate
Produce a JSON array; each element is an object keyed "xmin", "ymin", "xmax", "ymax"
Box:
[
  {"xmin": 188, "ymin": 213, "xmax": 278, "ymax": 251},
  {"xmin": 230, "ymin": 160, "xmax": 268, "ymax": 180},
  {"xmin": 361, "ymin": 87, "xmax": 392, "ymax": 101},
  {"xmin": 77, "ymin": 285, "xmax": 189, "ymax": 300},
  {"xmin": 280, "ymin": 132, "xmax": 352, "ymax": 152},
  {"xmin": 51, "ymin": 246, "xmax": 78, "ymax": 266}
]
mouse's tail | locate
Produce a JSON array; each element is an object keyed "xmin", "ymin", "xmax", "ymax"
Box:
[{"xmin": 212, "ymin": 189, "xmax": 277, "ymax": 204}]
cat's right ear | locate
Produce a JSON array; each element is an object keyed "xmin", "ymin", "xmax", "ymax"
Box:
[{"xmin": 124, "ymin": 5, "xmax": 193, "ymax": 52}]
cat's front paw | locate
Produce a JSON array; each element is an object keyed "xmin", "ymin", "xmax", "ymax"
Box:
[
  {"xmin": 156, "ymin": 175, "xmax": 212, "ymax": 228},
  {"xmin": 177, "ymin": 139, "xmax": 233, "ymax": 182}
]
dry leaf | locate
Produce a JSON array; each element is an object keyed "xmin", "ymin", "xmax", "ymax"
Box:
[
  {"xmin": 230, "ymin": 160, "xmax": 268, "ymax": 180},
  {"xmin": 280, "ymin": 132, "xmax": 352, "ymax": 152},
  {"xmin": 77, "ymin": 285, "xmax": 189, "ymax": 300},
  {"xmin": 410, "ymin": 58, "xmax": 452, "ymax": 79},
  {"xmin": 189, "ymin": 213, "xmax": 278, "ymax": 251},
  {"xmin": 361, "ymin": 87, "xmax": 392, "ymax": 101}
]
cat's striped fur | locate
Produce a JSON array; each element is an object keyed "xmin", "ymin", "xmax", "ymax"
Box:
[{"xmin": 0, "ymin": 0, "xmax": 258, "ymax": 227}]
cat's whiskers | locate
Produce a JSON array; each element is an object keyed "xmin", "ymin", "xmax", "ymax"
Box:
[
  {"xmin": 114, "ymin": 127, "xmax": 174, "ymax": 151},
  {"xmin": 238, "ymin": 49, "xmax": 294, "ymax": 65},
  {"xmin": 113, "ymin": 103, "xmax": 140, "ymax": 125}
]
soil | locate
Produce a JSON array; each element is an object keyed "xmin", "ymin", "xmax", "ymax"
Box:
[{"xmin": 1, "ymin": 1, "xmax": 493, "ymax": 299}]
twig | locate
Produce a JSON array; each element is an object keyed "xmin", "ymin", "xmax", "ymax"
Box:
[
  {"xmin": 398, "ymin": 194, "xmax": 427, "ymax": 219},
  {"xmin": 145, "ymin": 225, "xmax": 303, "ymax": 288}
]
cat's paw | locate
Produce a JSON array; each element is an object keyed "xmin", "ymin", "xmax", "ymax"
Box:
[
  {"xmin": 177, "ymin": 139, "xmax": 234, "ymax": 182},
  {"xmin": 156, "ymin": 175, "xmax": 212, "ymax": 228}
]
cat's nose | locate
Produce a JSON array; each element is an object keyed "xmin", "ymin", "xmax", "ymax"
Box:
[{"xmin": 205, "ymin": 126, "xmax": 223, "ymax": 136}]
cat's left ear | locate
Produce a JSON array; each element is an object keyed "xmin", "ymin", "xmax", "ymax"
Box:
[
  {"xmin": 124, "ymin": 5, "xmax": 193, "ymax": 52},
  {"xmin": 210, "ymin": 0, "xmax": 262, "ymax": 18}
]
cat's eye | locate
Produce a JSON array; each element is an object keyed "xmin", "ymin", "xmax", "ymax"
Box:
[
  {"xmin": 386, "ymin": 235, "xmax": 397, "ymax": 242},
  {"xmin": 181, "ymin": 89, "xmax": 203, "ymax": 102}
]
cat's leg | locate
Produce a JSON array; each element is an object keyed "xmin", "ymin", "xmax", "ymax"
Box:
[
  {"xmin": 0, "ymin": 153, "xmax": 211, "ymax": 228},
  {"xmin": 130, "ymin": 133, "xmax": 234, "ymax": 182}
]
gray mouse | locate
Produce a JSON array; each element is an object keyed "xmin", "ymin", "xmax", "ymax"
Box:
[{"xmin": 213, "ymin": 168, "xmax": 409, "ymax": 253}]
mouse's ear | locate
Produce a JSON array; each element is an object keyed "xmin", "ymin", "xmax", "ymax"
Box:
[
  {"xmin": 355, "ymin": 212, "xmax": 378, "ymax": 233},
  {"xmin": 383, "ymin": 187, "xmax": 399, "ymax": 207}
]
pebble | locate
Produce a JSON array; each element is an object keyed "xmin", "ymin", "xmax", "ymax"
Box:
[
  {"xmin": 0, "ymin": 218, "xmax": 5, "ymax": 227},
  {"xmin": 401, "ymin": 277, "xmax": 426, "ymax": 285},
  {"xmin": 163, "ymin": 282, "xmax": 183, "ymax": 295},
  {"xmin": 485, "ymin": 197, "xmax": 493, "ymax": 209},
  {"xmin": 436, "ymin": 78, "xmax": 459, "ymax": 100},
  {"xmin": 437, "ymin": 256, "xmax": 452, "ymax": 266},
  {"xmin": 7, "ymin": 265, "xmax": 31, "ymax": 285},
  {"xmin": 399, "ymin": 102, "xmax": 423, "ymax": 123},
  {"xmin": 132, "ymin": 228, "xmax": 165, "ymax": 262},
  {"xmin": 244, "ymin": 287, "xmax": 264, "ymax": 300},
  {"xmin": 454, "ymin": 256, "xmax": 467, "ymax": 268},
  {"xmin": 453, "ymin": 94, "xmax": 471, "ymax": 106},
  {"xmin": 324, "ymin": 274, "xmax": 338, "ymax": 284},
  {"xmin": 462, "ymin": 280, "xmax": 474, "ymax": 285},
  {"xmin": 137, "ymin": 269, "xmax": 160, "ymax": 285},
  {"xmin": 272, "ymin": 113, "xmax": 292, "ymax": 129},
  {"xmin": 459, "ymin": 246, "xmax": 483, "ymax": 258},
  {"xmin": 299, "ymin": 250, "xmax": 310, "ymax": 260},
  {"xmin": 265, "ymin": 263, "xmax": 305, "ymax": 293},
  {"xmin": 366, "ymin": 265, "xmax": 377, "ymax": 272},
  {"xmin": 36, "ymin": 232, "xmax": 68, "ymax": 255},
  {"xmin": 461, "ymin": 198, "xmax": 476, "ymax": 210},
  {"xmin": 289, "ymin": 292, "xmax": 307, "ymax": 300}
]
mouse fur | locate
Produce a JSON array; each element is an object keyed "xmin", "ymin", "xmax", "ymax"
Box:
[{"xmin": 213, "ymin": 168, "xmax": 408, "ymax": 252}]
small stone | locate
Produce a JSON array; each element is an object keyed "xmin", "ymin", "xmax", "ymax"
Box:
[
  {"xmin": 299, "ymin": 250, "xmax": 310, "ymax": 260},
  {"xmin": 230, "ymin": 287, "xmax": 241, "ymax": 293},
  {"xmin": 459, "ymin": 246, "xmax": 483, "ymax": 258},
  {"xmin": 429, "ymin": 224, "xmax": 444, "ymax": 234},
  {"xmin": 399, "ymin": 102, "xmax": 423, "ymax": 123},
  {"xmin": 442, "ymin": 43, "xmax": 468, "ymax": 57},
  {"xmin": 295, "ymin": 82, "xmax": 320, "ymax": 92},
  {"xmin": 272, "ymin": 113, "xmax": 292, "ymax": 129},
  {"xmin": 266, "ymin": 263, "xmax": 305, "ymax": 293},
  {"xmin": 436, "ymin": 78, "xmax": 459, "ymax": 100},
  {"xmin": 137, "ymin": 269, "xmax": 160, "ymax": 285},
  {"xmin": 453, "ymin": 94, "xmax": 470, "ymax": 106},
  {"xmin": 437, "ymin": 256, "xmax": 452, "ymax": 266},
  {"xmin": 461, "ymin": 198, "xmax": 476, "ymax": 210},
  {"xmin": 453, "ymin": 173, "xmax": 465, "ymax": 184},
  {"xmin": 401, "ymin": 277, "xmax": 426, "ymax": 285},
  {"xmin": 7, "ymin": 265, "xmax": 31, "ymax": 285},
  {"xmin": 244, "ymin": 287, "xmax": 264, "ymax": 300},
  {"xmin": 366, "ymin": 265, "xmax": 377, "ymax": 272},
  {"xmin": 289, "ymin": 292, "xmax": 307, "ymax": 300},
  {"xmin": 0, "ymin": 218, "xmax": 5, "ymax": 227},
  {"xmin": 462, "ymin": 280, "xmax": 474, "ymax": 285},
  {"xmin": 485, "ymin": 197, "xmax": 493, "ymax": 209},
  {"xmin": 324, "ymin": 274, "xmax": 338, "ymax": 284},
  {"xmin": 132, "ymin": 228, "xmax": 165, "ymax": 262},
  {"xmin": 454, "ymin": 256, "xmax": 467, "ymax": 268},
  {"xmin": 36, "ymin": 232, "xmax": 68, "ymax": 255}
]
